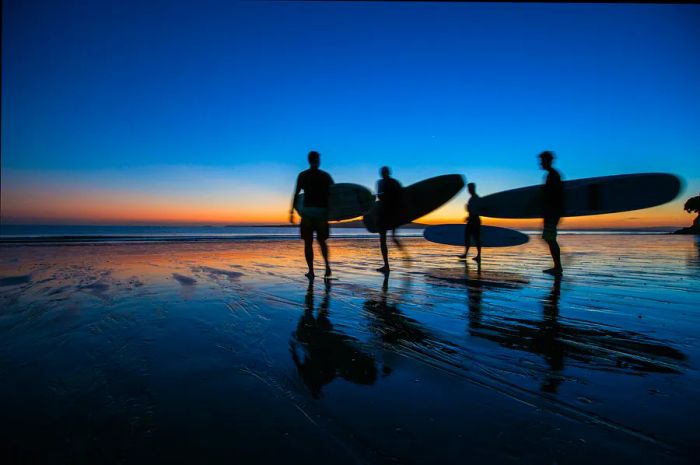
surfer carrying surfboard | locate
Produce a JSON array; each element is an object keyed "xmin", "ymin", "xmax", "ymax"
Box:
[
  {"xmin": 458, "ymin": 182, "xmax": 482, "ymax": 264},
  {"xmin": 376, "ymin": 166, "xmax": 404, "ymax": 274},
  {"xmin": 539, "ymin": 151, "xmax": 564, "ymax": 275},
  {"xmin": 290, "ymin": 151, "xmax": 335, "ymax": 279}
]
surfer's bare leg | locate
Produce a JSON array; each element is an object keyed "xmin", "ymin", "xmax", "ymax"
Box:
[
  {"xmin": 318, "ymin": 238, "xmax": 331, "ymax": 277},
  {"xmin": 459, "ymin": 225, "xmax": 469, "ymax": 259},
  {"xmin": 474, "ymin": 229, "xmax": 482, "ymax": 263},
  {"xmin": 392, "ymin": 229, "xmax": 410, "ymax": 264},
  {"xmin": 304, "ymin": 238, "xmax": 314, "ymax": 278},
  {"xmin": 378, "ymin": 231, "xmax": 390, "ymax": 273},
  {"xmin": 391, "ymin": 229, "xmax": 403, "ymax": 250},
  {"xmin": 542, "ymin": 218, "xmax": 563, "ymax": 274},
  {"xmin": 547, "ymin": 239, "xmax": 562, "ymax": 272}
]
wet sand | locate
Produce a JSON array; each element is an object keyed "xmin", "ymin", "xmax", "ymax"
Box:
[{"xmin": 1, "ymin": 235, "xmax": 699, "ymax": 464}]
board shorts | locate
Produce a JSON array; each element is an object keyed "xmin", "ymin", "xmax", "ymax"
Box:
[
  {"xmin": 300, "ymin": 208, "xmax": 329, "ymax": 241},
  {"xmin": 465, "ymin": 218, "xmax": 481, "ymax": 234},
  {"xmin": 378, "ymin": 216, "xmax": 399, "ymax": 233},
  {"xmin": 542, "ymin": 216, "xmax": 560, "ymax": 242},
  {"xmin": 377, "ymin": 203, "xmax": 400, "ymax": 233},
  {"xmin": 465, "ymin": 219, "xmax": 481, "ymax": 243}
]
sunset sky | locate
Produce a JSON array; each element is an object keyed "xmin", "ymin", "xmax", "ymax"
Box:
[{"xmin": 2, "ymin": 1, "xmax": 699, "ymax": 228}]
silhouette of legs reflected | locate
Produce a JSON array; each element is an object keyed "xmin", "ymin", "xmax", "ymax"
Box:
[
  {"xmin": 381, "ymin": 271, "xmax": 389, "ymax": 297},
  {"xmin": 291, "ymin": 280, "xmax": 377, "ymax": 398},
  {"xmin": 466, "ymin": 264, "xmax": 483, "ymax": 329},
  {"xmin": 540, "ymin": 274, "xmax": 563, "ymax": 393}
]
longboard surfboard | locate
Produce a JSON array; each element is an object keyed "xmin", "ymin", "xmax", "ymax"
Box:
[
  {"xmin": 477, "ymin": 173, "xmax": 681, "ymax": 219},
  {"xmin": 423, "ymin": 224, "xmax": 529, "ymax": 247},
  {"xmin": 295, "ymin": 183, "xmax": 374, "ymax": 221},
  {"xmin": 363, "ymin": 174, "xmax": 465, "ymax": 233}
]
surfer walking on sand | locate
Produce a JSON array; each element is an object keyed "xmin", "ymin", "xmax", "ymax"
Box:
[
  {"xmin": 290, "ymin": 151, "xmax": 334, "ymax": 279},
  {"xmin": 459, "ymin": 182, "xmax": 482, "ymax": 264},
  {"xmin": 376, "ymin": 166, "xmax": 404, "ymax": 274},
  {"xmin": 539, "ymin": 151, "xmax": 564, "ymax": 275}
]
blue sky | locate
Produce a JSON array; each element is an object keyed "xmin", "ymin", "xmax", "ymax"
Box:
[{"xmin": 2, "ymin": 1, "xmax": 699, "ymax": 224}]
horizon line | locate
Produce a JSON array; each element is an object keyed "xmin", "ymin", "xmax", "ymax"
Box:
[{"xmin": 0, "ymin": 222, "xmax": 686, "ymax": 231}]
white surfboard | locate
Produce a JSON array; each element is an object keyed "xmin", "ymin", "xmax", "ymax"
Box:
[
  {"xmin": 295, "ymin": 183, "xmax": 374, "ymax": 221},
  {"xmin": 478, "ymin": 173, "xmax": 681, "ymax": 219}
]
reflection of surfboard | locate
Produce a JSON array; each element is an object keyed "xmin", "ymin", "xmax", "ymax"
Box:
[
  {"xmin": 295, "ymin": 183, "xmax": 374, "ymax": 221},
  {"xmin": 363, "ymin": 175, "xmax": 464, "ymax": 233},
  {"xmin": 478, "ymin": 173, "xmax": 681, "ymax": 219},
  {"xmin": 423, "ymin": 224, "xmax": 529, "ymax": 247},
  {"xmin": 425, "ymin": 268, "xmax": 529, "ymax": 289}
]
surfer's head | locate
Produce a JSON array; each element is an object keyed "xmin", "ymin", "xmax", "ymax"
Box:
[
  {"xmin": 380, "ymin": 166, "xmax": 391, "ymax": 179},
  {"xmin": 539, "ymin": 150, "xmax": 554, "ymax": 169},
  {"xmin": 308, "ymin": 151, "xmax": 320, "ymax": 168},
  {"xmin": 467, "ymin": 182, "xmax": 476, "ymax": 195}
]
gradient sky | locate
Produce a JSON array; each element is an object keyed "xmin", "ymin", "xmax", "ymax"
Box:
[{"xmin": 2, "ymin": 1, "xmax": 699, "ymax": 227}]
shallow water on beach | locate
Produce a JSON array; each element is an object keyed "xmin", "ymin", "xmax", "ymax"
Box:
[{"xmin": 1, "ymin": 235, "xmax": 699, "ymax": 464}]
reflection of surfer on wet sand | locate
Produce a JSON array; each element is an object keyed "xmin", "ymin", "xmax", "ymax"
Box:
[
  {"xmin": 465, "ymin": 266, "xmax": 484, "ymax": 329},
  {"xmin": 290, "ymin": 280, "xmax": 377, "ymax": 398},
  {"xmin": 463, "ymin": 275, "xmax": 566, "ymax": 394},
  {"xmin": 364, "ymin": 274, "xmax": 429, "ymax": 345},
  {"xmin": 466, "ymin": 274, "xmax": 685, "ymax": 394},
  {"xmin": 540, "ymin": 275, "xmax": 564, "ymax": 393}
]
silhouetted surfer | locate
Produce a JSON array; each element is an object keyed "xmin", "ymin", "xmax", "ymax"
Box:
[
  {"xmin": 290, "ymin": 151, "xmax": 334, "ymax": 279},
  {"xmin": 375, "ymin": 166, "xmax": 404, "ymax": 274},
  {"xmin": 458, "ymin": 182, "xmax": 482, "ymax": 264},
  {"xmin": 539, "ymin": 151, "xmax": 564, "ymax": 275}
]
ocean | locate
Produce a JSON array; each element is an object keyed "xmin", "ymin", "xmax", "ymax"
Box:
[
  {"xmin": 0, "ymin": 224, "xmax": 676, "ymax": 243},
  {"xmin": 0, "ymin": 224, "xmax": 410, "ymax": 241}
]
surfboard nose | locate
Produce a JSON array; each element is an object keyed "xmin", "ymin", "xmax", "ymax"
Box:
[{"xmin": 665, "ymin": 173, "xmax": 684, "ymax": 202}]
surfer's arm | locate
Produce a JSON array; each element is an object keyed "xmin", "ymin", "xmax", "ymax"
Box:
[
  {"xmin": 290, "ymin": 177, "xmax": 302, "ymax": 223},
  {"xmin": 376, "ymin": 180, "xmax": 384, "ymax": 201}
]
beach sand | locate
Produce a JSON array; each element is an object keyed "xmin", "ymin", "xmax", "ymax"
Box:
[{"xmin": 1, "ymin": 235, "xmax": 699, "ymax": 464}]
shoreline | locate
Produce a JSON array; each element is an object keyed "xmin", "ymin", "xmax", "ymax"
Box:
[{"xmin": 0, "ymin": 229, "xmax": 680, "ymax": 245}]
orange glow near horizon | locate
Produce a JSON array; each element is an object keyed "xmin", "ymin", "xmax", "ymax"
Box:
[
  {"xmin": 1, "ymin": 186, "xmax": 293, "ymax": 225},
  {"xmin": 416, "ymin": 200, "xmax": 691, "ymax": 229},
  {"xmin": 2, "ymin": 185, "xmax": 693, "ymax": 229}
]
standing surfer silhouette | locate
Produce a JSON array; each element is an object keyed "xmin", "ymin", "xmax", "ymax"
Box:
[
  {"xmin": 290, "ymin": 151, "xmax": 334, "ymax": 279},
  {"xmin": 375, "ymin": 166, "xmax": 404, "ymax": 274},
  {"xmin": 539, "ymin": 151, "xmax": 564, "ymax": 275},
  {"xmin": 458, "ymin": 182, "xmax": 482, "ymax": 264}
]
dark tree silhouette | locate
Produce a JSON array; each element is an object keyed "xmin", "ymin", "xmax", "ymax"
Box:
[{"xmin": 685, "ymin": 193, "xmax": 700, "ymax": 229}]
